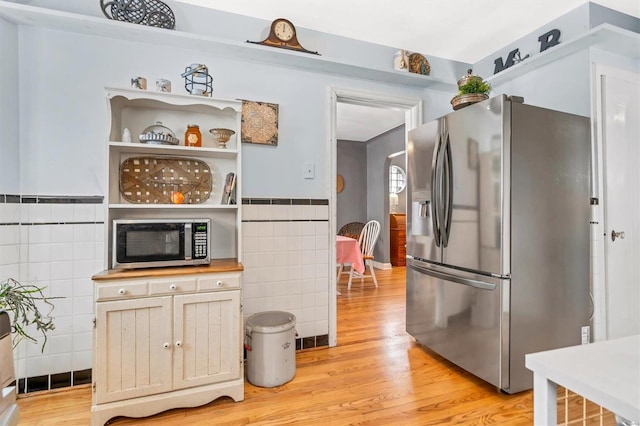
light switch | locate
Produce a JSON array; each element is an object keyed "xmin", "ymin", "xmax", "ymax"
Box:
[{"xmin": 304, "ymin": 161, "xmax": 315, "ymax": 179}]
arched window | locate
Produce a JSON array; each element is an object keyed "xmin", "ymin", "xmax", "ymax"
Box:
[{"xmin": 389, "ymin": 165, "xmax": 406, "ymax": 194}]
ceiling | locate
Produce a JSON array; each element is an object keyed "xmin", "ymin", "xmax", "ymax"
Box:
[
  {"xmin": 336, "ymin": 103, "xmax": 405, "ymax": 142},
  {"xmin": 177, "ymin": 0, "xmax": 639, "ymax": 141}
]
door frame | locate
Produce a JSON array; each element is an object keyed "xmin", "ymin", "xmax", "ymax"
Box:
[
  {"xmin": 590, "ymin": 63, "xmax": 640, "ymax": 341},
  {"xmin": 328, "ymin": 87, "xmax": 422, "ymax": 346}
]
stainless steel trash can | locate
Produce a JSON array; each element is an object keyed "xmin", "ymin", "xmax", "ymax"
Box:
[{"xmin": 245, "ymin": 311, "xmax": 296, "ymax": 387}]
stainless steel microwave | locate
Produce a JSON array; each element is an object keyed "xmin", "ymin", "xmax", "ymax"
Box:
[{"xmin": 112, "ymin": 219, "xmax": 210, "ymax": 269}]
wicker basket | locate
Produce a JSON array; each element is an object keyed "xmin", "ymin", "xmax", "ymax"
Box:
[
  {"xmin": 119, "ymin": 156, "xmax": 212, "ymax": 204},
  {"xmin": 451, "ymin": 93, "xmax": 489, "ymax": 110}
]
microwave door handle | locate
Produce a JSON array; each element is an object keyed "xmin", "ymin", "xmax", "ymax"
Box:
[
  {"xmin": 431, "ymin": 134, "xmax": 442, "ymax": 247},
  {"xmin": 185, "ymin": 223, "xmax": 192, "ymax": 260}
]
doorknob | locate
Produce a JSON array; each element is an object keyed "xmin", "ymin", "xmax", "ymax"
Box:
[{"xmin": 611, "ymin": 230, "xmax": 625, "ymax": 241}]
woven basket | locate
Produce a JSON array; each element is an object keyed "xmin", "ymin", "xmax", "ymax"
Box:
[{"xmin": 119, "ymin": 156, "xmax": 212, "ymax": 204}]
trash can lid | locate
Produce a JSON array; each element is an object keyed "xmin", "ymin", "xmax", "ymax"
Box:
[{"xmin": 247, "ymin": 311, "xmax": 296, "ymax": 334}]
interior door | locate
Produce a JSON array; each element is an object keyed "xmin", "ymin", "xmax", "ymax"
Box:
[{"xmin": 602, "ymin": 72, "xmax": 640, "ymax": 339}]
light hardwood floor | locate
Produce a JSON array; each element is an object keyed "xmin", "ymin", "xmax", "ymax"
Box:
[{"xmin": 17, "ymin": 267, "xmax": 539, "ymax": 425}]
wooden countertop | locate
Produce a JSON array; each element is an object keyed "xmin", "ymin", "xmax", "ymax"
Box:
[{"xmin": 92, "ymin": 258, "xmax": 243, "ymax": 281}]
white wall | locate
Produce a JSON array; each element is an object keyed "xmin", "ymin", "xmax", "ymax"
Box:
[
  {"xmin": 0, "ymin": 17, "xmax": 19, "ymax": 193},
  {"xmin": 26, "ymin": 0, "xmax": 468, "ymax": 84},
  {"xmin": 15, "ymin": 27, "xmax": 450, "ymax": 198},
  {"xmin": 490, "ymin": 50, "xmax": 591, "ymax": 116}
]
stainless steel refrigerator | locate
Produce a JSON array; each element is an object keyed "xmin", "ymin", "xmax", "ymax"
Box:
[{"xmin": 406, "ymin": 95, "xmax": 591, "ymax": 394}]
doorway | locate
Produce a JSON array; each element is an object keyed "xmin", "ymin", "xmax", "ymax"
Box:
[{"xmin": 328, "ymin": 88, "xmax": 422, "ymax": 346}]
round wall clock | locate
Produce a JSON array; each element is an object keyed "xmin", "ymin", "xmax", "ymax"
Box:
[{"xmin": 247, "ymin": 18, "xmax": 319, "ymax": 55}]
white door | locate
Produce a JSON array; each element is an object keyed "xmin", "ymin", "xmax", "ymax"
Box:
[
  {"xmin": 601, "ymin": 70, "xmax": 640, "ymax": 339},
  {"xmin": 173, "ymin": 290, "xmax": 241, "ymax": 390}
]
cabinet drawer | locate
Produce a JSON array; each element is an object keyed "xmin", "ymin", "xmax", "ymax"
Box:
[
  {"xmin": 96, "ymin": 281, "xmax": 148, "ymax": 301},
  {"xmin": 197, "ymin": 274, "xmax": 241, "ymax": 291},
  {"xmin": 148, "ymin": 278, "xmax": 197, "ymax": 295}
]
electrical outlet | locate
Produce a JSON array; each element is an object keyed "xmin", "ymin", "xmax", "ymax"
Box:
[
  {"xmin": 303, "ymin": 161, "xmax": 315, "ymax": 179},
  {"xmin": 581, "ymin": 326, "xmax": 590, "ymax": 345}
]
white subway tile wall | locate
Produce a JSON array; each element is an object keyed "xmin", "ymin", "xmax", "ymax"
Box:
[
  {"xmin": 2, "ymin": 195, "xmax": 331, "ymax": 392},
  {"xmin": 1, "ymin": 197, "xmax": 103, "ymax": 390},
  {"xmin": 242, "ymin": 201, "xmax": 329, "ymax": 341}
]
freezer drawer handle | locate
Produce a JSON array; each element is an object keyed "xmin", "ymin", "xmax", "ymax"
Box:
[{"xmin": 409, "ymin": 263, "xmax": 497, "ymax": 291}]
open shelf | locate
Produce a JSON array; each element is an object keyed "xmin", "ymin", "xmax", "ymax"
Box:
[
  {"xmin": 109, "ymin": 142, "xmax": 238, "ymax": 160},
  {"xmin": 0, "ymin": 1, "xmax": 457, "ymax": 91},
  {"xmin": 106, "ymin": 87, "xmax": 242, "ymax": 112}
]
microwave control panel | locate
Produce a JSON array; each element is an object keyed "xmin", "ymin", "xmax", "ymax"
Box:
[{"xmin": 193, "ymin": 223, "xmax": 209, "ymax": 259}]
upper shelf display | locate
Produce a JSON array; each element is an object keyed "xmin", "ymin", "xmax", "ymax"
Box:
[
  {"xmin": 105, "ymin": 87, "xmax": 241, "ymax": 208},
  {"xmin": 0, "ymin": 1, "xmax": 456, "ymax": 90},
  {"xmin": 486, "ymin": 24, "xmax": 639, "ymax": 86}
]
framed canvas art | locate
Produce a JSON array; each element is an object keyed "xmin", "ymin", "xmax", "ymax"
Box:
[{"xmin": 241, "ymin": 100, "xmax": 279, "ymax": 146}]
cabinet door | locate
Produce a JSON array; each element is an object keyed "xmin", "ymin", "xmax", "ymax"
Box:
[
  {"xmin": 95, "ymin": 297, "xmax": 173, "ymax": 404},
  {"xmin": 173, "ymin": 290, "xmax": 241, "ymax": 390}
]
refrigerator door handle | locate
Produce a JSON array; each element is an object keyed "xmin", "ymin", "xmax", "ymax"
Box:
[
  {"xmin": 431, "ymin": 134, "xmax": 442, "ymax": 247},
  {"xmin": 408, "ymin": 262, "xmax": 497, "ymax": 291},
  {"xmin": 441, "ymin": 132, "xmax": 454, "ymax": 247}
]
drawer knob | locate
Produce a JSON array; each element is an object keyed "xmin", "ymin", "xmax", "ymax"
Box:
[
  {"xmin": 163, "ymin": 342, "xmax": 170, "ymax": 349},
  {"xmin": 118, "ymin": 288, "xmax": 126, "ymax": 295},
  {"xmin": 169, "ymin": 284, "xmax": 177, "ymax": 291},
  {"xmin": 216, "ymin": 280, "xmax": 223, "ymax": 287},
  {"xmin": 175, "ymin": 340, "xmax": 182, "ymax": 347}
]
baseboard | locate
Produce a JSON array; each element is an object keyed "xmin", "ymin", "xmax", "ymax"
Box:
[{"xmin": 372, "ymin": 261, "xmax": 392, "ymax": 270}]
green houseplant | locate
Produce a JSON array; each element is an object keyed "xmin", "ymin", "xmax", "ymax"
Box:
[
  {"xmin": 0, "ymin": 278, "xmax": 58, "ymax": 351},
  {"xmin": 457, "ymin": 78, "xmax": 491, "ymax": 96},
  {"xmin": 451, "ymin": 69, "xmax": 492, "ymax": 110}
]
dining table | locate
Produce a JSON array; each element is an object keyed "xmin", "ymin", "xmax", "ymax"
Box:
[{"xmin": 336, "ymin": 235, "xmax": 365, "ymax": 280}]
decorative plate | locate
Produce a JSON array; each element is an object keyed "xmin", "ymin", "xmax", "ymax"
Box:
[
  {"xmin": 119, "ymin": 156, "xmax": 212, "ymax": 204},
  {"xmin": 100, "ymin": 0, "xmax": 176, "ymax": 30},
  {"xmin": 408, "ymin": 53, "xmax": 431, "ymax": 76},
  {"xmin": 241, "ymin": 100, "xmax": 278, "ymax": 146},
  {"xmin": 337, "ymin": 174, "xmax": 344, "ymax": 193}
]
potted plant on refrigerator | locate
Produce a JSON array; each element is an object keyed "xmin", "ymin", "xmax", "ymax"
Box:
[
  {"xmin": 451, "ymin": 69, "xmax": 492, "ymax": 110},
  {"xmin": 0, "ymin": 278, "xmax": 57, "ymax": 352}
]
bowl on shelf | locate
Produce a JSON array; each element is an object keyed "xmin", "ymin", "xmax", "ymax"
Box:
[
  {"xmin": 138, "ymin": 121, "xmax": 180, "ymax": 145},
  {"xmin": 209, "ymin": 128, "xmax": 235, "ymax": 149}
]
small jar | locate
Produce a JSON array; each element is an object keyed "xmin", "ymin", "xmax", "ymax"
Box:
[{"xmin": 185, "ymin": 124, "xmax": 202, "ymax": 147}]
